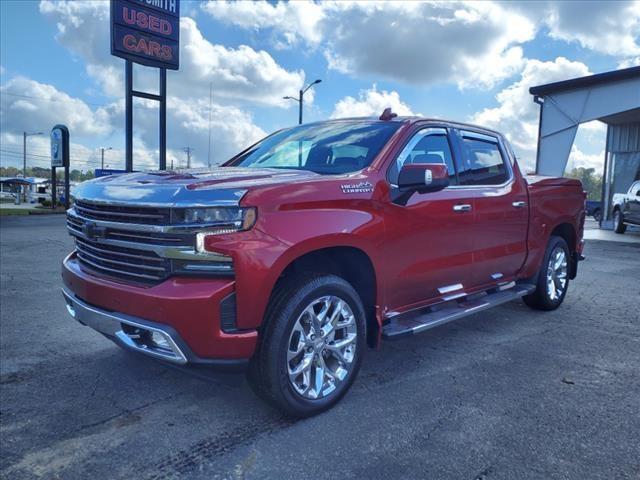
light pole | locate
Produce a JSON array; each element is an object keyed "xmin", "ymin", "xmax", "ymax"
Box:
[
  {"xmin": 100, "ymin": 147, "xmax": 113, "ymax": 170},
  {"xmin": 23, "ymin": 131, "xmax": 43, "ymax": 178},
  {"xmin": 22, "ymin": 131, "xmax": 43, "ymax": 202},
  {"xmin": 284, "ymin": 79, "xmax": 322, "ymax": 125}
]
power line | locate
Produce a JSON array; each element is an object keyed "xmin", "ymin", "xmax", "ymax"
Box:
[{"xmin": 1, "ymin": 90, "xmax": 162, "ymax": 110}]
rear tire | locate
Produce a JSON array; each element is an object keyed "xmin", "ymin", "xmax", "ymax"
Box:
[
  {"xmin": 523, "ymin": 236, "xmax": 570, "ymax": 311},
  {"xmin": 593, "ymin": 208, "xmax": 602, "ymax": 222},
  {"xmin": 247, "ymin": 274, "xmax": 366, "ymax": 418},
  {"xmin": 613, "ymin": 209, "xmax": 627, "ymax": 234}
]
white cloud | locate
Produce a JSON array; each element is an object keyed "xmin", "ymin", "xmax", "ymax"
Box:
[
  {"xmin": 202, "ymin": 0, "xmax": 324, "ymax": 48},
  {"xmin": 544, "ymin": 0, "xmax": 640, "ymax": 58},
  {"xmin": 618, "ymin": 56, "xmax": 640, "ymax": 69},
  {"xmin": 321, "ymin": 1, "xmax": 535, "ymax": 88},
  {"xmin": 331, "ymin": 85, "xmax": 415, "ymax": 119},
  {"xmin": 39, "ymin": 1, "xmax": 307, "ymax": 107},
  {"xmin": 0, "ymin": 75, "xmax": 266, "ymax": 170},
  {"xmin": 0, "ymin": 76, "xmax": 112, "ymax": 137},
  {"xmin": 567, "ymin": 145, "xmax": 605, "ymax": 171},
  {"xmin": 470, "ymin": 57, "xmax": 592, "ymax": 171},
  {"xmin": 177, "ymin": 17, "xmax": 307, "ymax": 106},
  {"xmin": 1, "ymin": 1, "xmax": 288, "ymax": 172},
  {"xmin": 205, "ymin": 1, "xmax": 535, "ymax": 89}
]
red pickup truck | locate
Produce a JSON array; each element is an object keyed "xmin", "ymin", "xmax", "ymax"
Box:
[{"xmin": 62, "ymin": 112, "xmax": 585, "ymax": 417}]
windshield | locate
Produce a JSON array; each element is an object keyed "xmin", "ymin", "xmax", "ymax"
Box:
[{"xmin": 229, "ymin": 121, "xmax": 401, "ymax": 174}]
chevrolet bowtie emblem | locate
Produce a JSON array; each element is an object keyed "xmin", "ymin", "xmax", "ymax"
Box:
[{"xmin": 82, "ymin": 222, "xmax": 107, "ymax": 240}]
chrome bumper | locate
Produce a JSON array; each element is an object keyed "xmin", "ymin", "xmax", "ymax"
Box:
[{"xmin": 62, "ymin": 288, "xmax": 188, "ymax": 364}]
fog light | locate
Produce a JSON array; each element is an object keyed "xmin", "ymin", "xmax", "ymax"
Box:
[{"xmin": 151, "ymin": 331, "xmax": 171, "ymax": 350}]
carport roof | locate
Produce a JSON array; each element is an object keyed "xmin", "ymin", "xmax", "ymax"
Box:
[{"xmin": 529, "ymin": 66, "xmax": 640, "ymax": 96}]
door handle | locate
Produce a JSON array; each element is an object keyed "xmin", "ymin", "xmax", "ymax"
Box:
[
  {"xmin": 512, "ymin": 201, "xmax": 526, "ymax": 208},
  {"xmin": 453, "ymin": 204, "xmax": 472, "ymax": 212}
]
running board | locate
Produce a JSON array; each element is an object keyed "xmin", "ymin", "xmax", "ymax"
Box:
[{"xmin": 382, "ymin": 283, "xmax": 536, "ymax": 340}]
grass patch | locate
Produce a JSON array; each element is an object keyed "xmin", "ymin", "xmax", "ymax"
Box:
[{"xmin": 0, "ymin": 208, "xmax": 30, "ymax": 216}]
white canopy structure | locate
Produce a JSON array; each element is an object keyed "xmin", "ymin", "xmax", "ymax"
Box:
[{"xmin": 530, "ymin": 66, "xmax": 640, "ymax": 177}]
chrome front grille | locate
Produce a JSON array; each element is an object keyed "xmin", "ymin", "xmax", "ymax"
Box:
[
  {"xmin": 74, "ymin": 236, "xmax": 171, "ymax": 282},
  {"xmin": 66, "ymin": 201, "xmax": 234, "ymax": 285},
  {"xmin": 74, "ymin": 201, "xmax": 170, "ymax": 224}
]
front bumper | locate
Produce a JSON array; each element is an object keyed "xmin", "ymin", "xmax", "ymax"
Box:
[{"xmin": 62, "ymin": 253, "xmax": 257, "ymax": 368}]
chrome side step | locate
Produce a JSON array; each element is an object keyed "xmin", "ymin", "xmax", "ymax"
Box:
[{"xmin": 381, "ymin": 283, "xmax": 536, "ymax": 340}]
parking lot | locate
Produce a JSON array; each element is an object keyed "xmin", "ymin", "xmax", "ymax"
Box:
[{"xmin": 1, "ymin": 214, "xmax": 639, "ymax": 480}]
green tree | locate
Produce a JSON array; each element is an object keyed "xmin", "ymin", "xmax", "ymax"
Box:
[{"xmin": 567, "ymin": 167, "xmax": 602, "ymax": 200}]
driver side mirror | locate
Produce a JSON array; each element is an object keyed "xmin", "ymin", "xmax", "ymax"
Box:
[{"xmin": 392, "ymin": 163, "xmax": 450, "ymax": 205}]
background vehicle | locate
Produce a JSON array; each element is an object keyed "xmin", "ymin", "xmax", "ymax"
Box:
[
  {"xmin": 61, "ymin": 113, "xmax": 585, "ymax": 417},
  {"xmin": 612, "ymin": 181, "xmax": 640, "ymax": 233},
  {"xmin": 585, "ymin": 200, "xmax": 602, "ymax": 222}
]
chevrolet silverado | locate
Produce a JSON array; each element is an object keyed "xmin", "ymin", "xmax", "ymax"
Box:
[{"xmin": 62, "ymin": 111, "xmax": 586, "ymax": 417}]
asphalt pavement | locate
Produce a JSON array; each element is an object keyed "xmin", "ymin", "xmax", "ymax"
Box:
[{"xmin": 1, "ymin": 215, "xmax": 639, "ymax": 479}]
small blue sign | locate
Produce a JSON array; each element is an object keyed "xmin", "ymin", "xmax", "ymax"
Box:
[{"xmin": 95, "ymin": 169, "xmax": 129, "ymax": 178}]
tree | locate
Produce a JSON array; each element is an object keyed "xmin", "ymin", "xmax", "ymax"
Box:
[{"xmin": 567, "ymin": 167, "xmax": 602, "ymax": 200}]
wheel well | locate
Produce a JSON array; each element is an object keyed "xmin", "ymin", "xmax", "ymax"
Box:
[
  {"xmin": 276, "ymin": 247, "xmax": 378, "ymax": 347},
  {"xmin": 550, "ymin": 223, "xmax": 578, "ymax": 279},
  {"xmin": 550, "ymin": 223, "xmax": 576, "ymax": 254}
]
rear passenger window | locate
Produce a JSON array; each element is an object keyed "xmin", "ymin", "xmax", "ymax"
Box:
[{"xmin": 459, "ymin": 135, "xmax": 509, "ymax": 186}]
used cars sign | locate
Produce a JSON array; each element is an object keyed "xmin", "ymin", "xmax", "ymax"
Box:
[{"xmin": 111, "ymin": 0, "xmax": 180, "ymax": 70}]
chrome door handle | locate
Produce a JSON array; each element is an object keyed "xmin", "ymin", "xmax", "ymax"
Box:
[
  {"xmin": 512, "ymin": 201, "xmax": 526, "ymax": 208},
  {"xmin": 453, "ymin": 204, "xmax": 472, "ymax": 212}
]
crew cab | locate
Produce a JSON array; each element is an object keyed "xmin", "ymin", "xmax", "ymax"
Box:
[
  {"xmin": 62, "ymin": 112, "xmax": 585, "ymax": 417},
  {"xmin": 612, "ymin": 180, "xmax": 640, "ymax": 233}
]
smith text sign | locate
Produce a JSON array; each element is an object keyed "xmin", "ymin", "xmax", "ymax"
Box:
[{"xmin": 111, "ymin": 0, "xmax": 180, "ymax": 70}]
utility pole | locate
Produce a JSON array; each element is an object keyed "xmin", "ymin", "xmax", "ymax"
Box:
[
  {"xmin": 207, "ymin": 81, "xmax": 213, "ymax": 169},
  {"xmin": 183, "ymin": 147, "xmax": 193, "ymax": 169},
  {"xmin": 100, "ymin": 147, "xmax": 113, "ymax": 170},
  {"xmin": 284, "ymin": 79, "xmax": 322, "ymax": 125}
]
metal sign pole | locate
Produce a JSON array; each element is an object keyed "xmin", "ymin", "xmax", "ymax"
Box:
[
  {"xmin": 64, "ymin": 163, "xmax": 70, "ymax": 210},
  {"xmin": 159, "ymin": 68, "xmax": 167, "ymax": 170},
  {"xmin": 51, "ymin": 167, "xmax": 56, "ymax": 210},
  {"xmin": 111, "ymin": 0, "xmax": 180, "ymax": 172},
  {"xmin": 125, "ymin": 60, "xmax": 133, "ymax": 172}
]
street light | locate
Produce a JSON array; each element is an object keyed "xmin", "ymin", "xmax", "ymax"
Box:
[
  {"xmin": 284, "ymin": 79, "xmax": 322, "ymax": 125},
  {"xmin": 22, "ymin": 131, "xmax": 43, "ymax": 202},
  {"xmin": 23, "ymin": 131, "xmax": 43, "ymax": 178},
  {"xmin": 100, "ymin": 147, "xmax": 113, "ymax": 170}
]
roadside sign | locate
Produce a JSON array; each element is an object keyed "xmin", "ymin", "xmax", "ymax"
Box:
[
  {"xmin": 110, "ymin": 0, "xmax": 180, "ymax": 70},
  {"xmin": 50, "ymin": 125, "xmax": 69, "ymax": 168},
  {"xmin": 95, "ymin": 169, "xmax": 129, "ymax": 177},
  {"xmin": 50, "ymin": 124, "xmax": 70, "ymax": 210}
]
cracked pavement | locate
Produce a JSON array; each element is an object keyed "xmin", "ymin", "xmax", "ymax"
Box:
[{"xmin": 1, "ymin": 215, "xmax": 639, "ymax": 479}]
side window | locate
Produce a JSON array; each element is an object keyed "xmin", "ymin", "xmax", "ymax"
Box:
[
  {"xmin": 389, "ymin": 128, "xmax": 457, "ymax": 185},
  {"xmin": 458, "ymin": 132, "xmax": 509, "ymax": 186}
]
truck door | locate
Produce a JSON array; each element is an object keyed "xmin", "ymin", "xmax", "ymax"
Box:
[
  {"xmin": 381, "ymin": 127, "xmax": 476, "ymax": 311},
  {"xmin": 453, "ymin": 130, "xmax": 529, "ymax": 288},
  {"xmin": 627, "ymin": 181, "xmax": 640, "ymax": 223}
]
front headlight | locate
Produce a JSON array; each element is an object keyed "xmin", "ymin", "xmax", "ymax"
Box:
[
  {"xmin": 176, "ymin": 206, "xmax": 255, "ymax": 225},
  {"xmin": 178, "ymin": 207, "xmax": 256, "ymax": 254}
]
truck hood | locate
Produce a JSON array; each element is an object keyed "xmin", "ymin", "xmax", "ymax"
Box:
[{"xmin": 73, "ymin": 167, "xmax": 319, "ymax": 207}]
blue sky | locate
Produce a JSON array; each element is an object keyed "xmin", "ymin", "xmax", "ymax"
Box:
[{"xmin": 1, "ymin": 1, "xmax": 638, "ymax": 173}]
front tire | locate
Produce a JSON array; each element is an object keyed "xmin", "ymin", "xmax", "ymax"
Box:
[
  {"xmin": 248, "ymin": 274, "xmax": 366, "ymax": 417},
  {"xmin": 523, "ymin": 236, "xmax": 570, "ymax": 311},
  {"xmin": 613, "ymin": 209, "xmax": 627, "ymax": 234}
]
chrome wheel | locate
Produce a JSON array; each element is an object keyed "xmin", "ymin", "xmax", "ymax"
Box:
[
  {"xmin": 546, "ymin": 246, "xmax": 568, "ymax": 301},
  {"xmin": 287, "ymin": 296, "xmax": 357, "ymax": 400}
]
